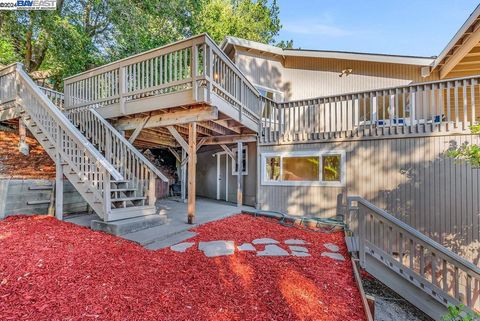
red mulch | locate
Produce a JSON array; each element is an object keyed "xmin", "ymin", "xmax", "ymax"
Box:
[
  {"xmin": 0, "ymin": 214, "xmax": 366, "ymax": 321},
  {"xmin": 0, "ymin": 130, "xmax": 55, "ymax": 179}
]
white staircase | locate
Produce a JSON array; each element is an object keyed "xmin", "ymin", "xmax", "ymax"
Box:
[{"xmin": 0, "ymin": 63, "xmax": 169, "ymax": 222}]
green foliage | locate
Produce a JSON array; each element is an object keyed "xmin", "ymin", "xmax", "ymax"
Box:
[
  {"xmin": 0, "ymin": 0, "xmax": 285, "ymax": 89},
  {"xmin": 442, "ymin": 304, "xmax": 480, "ymax": 321},
  {"xmin": 194, "ymin": 0, "xmax": 281, "ymax": 44},
  {"xmin": 276, "ymin": 39, "xmax": 294, "ymax": 49},
  {"xmin": 446, "ymin": 125, "xmax": 480, "ymax": 168}
]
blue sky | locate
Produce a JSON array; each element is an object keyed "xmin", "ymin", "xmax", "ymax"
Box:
[{"xmin": 277, "ymin": 1, "xmax": 479, "ymax": 57}]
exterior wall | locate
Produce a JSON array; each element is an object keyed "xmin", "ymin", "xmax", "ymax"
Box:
[
  {"xmin": 258, "ymin": 134, "xmax": 480, "ymax": 263},
  {"xmin": 0, "ymin": 179, "xmax": 88, "ymax": 218},
  {"xmin": 235, "ymin": 50, "xmax": 439, "ymax": 101},
  {"xmin": 196, "ymin": 142, "xmax": 257, "ymax": 207}
]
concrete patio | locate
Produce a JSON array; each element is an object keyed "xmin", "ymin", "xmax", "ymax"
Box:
[{"xmin": 66, "ymin": 197, "xmax": 255, "ymax": 250}]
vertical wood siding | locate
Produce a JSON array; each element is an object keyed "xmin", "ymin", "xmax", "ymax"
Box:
[
  {"xmin": 196, "ymin": 143, "xmax": 257, "ymax": 207},
  {"xmin": 258, "ymin": 134, "xmax": 480, "ymax": 263},
  {"xmin": 235, "ymin": 51, "xmax": 439, "ymax": 101}
]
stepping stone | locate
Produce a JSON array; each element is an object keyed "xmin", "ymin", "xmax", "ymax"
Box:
[
  {"xmin": 285, "ymin": 239, "xmax": 307, "ymax": 245},
  {"xmin": 257, "ymin": 244, "xmax": 289, "ymax": 256},
  {"xmin": 291, "ymin": 251, "xmax": 311, "ymax": 257},
  {"xmin": 324, "ymin": 243, "xmax": 340, "ymax": 252},
  {"xmin": 170, "ymin": 242, "xmax": 194, "ymax": 252},
  {"xmin": 288, "ymin": 246, "xmax": 309, "ymax": 253},
  {"xmin": 321, "ymin": 252, "xmax": 345, "ymax": 261},
  {"xmin": 252, "ymin": 238, "xmax": 279, "ymax": 244},
  {"xmin": 199, "ymin": 241, "xmax": 235, "ymax": 257},
  {"xmin": 237, "ymin": 243, "xmax": 256, "ymax": 251}
]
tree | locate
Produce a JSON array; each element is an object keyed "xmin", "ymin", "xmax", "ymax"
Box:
[
  {"xmin": 193, "ymin": 0, "xmax": 281, "ymax": 44},
  {"xmin": 0, "ymin": 0, "xmax": 286, "ymax": 88}
]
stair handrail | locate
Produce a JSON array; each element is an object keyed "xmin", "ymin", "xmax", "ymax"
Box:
[
  {"xmin": 349, "ymin": 196, "xmax": 480, "ymax": 274},
  {"xmin": 87, "ymin": 108, "xmax": 169, "ymax": 182},
  {"xmin": 14, "ymin": 63, "xmax": 124, "ymax": 182},
  {"xmin": 348, "ymin": 195, "xmax": 480, "ymax": 312}
]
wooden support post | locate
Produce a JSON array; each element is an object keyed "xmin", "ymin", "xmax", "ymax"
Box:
[
  {"xmin": 187, "ymin": 122, "xmax": 197, "ymax": 224},
  {"xmin": 237, "ymin": 141, "xmax": 243, "ymax": 207},
  {"xmin": 18, "ymin": 119, "xmax": 29, "ymax": 155},
  {"xmin": 55, "ymin": 126, "xmax": 63, "ymax": 220},
  {"xmin": 181, "ymin": 148, "xmax": 187, "ymax": 203}
]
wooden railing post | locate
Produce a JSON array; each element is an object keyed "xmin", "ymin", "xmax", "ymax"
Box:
[
  {"xmin": 206, "ymin": 44, "xmax": 213, "ymax": 103},
  {"xmin": 192, "ymin": 44, "xmax": 198, "ymax": 101},
  {"xmin": 119, "ymin": 66, "xmax": 126, "ymax": 115},
  {"xmin": 103, "ymin": 168, "xmax": 111, "ymax": 222},
  {"xmin": 55, "ymin": 125, "xmax": 63, "ymax": 220},
  {"xmin": 148, "ymin": 172, "xmax": 156, "ymax": 206},
  {"xmin": 358, "ymin": 203, "xmax": 366, "ymax": 268}
]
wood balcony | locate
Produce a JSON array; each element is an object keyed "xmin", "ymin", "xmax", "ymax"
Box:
[{"xmin": 63, "ymin": 34, "xmax": 261, "ymax": 148}]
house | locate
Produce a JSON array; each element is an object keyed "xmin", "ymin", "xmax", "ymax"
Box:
[{"xmin": 1, "ymin": 4, "xmax": 480, "ymax": 318}]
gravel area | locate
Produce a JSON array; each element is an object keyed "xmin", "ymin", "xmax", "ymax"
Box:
[{"xmin": 361, "ymin": 271, "xmax": 433, "ymax": 321}]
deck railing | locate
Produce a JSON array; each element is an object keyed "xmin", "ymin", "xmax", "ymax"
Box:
[
  {"xmin": 39, "ymin": 87, "xmax": 64, "ymax": 110},
  {"xmin": 66, "ymin": 108, "xmax": 169, "ymax": 205},
  {"xmin": 261, "ymin": 76, "xmax": 480, "ymax": 143},
  {"xmin": 348, "ymin": 196, "xmax": 480, "ymax": 314},
  {"xmin": 63, "ymin": 34, "xmax": 261, "ymax": 124}
]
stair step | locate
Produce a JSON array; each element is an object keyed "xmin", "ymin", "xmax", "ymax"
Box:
[
  {"xmin": 112, "ymin": 180, "xmax": 129, "ymax": 184},
  {"xmin": 91, "ymin": 211, "xmax": 165, "ymax": 235},
  {"xmin": 28, "ymin": 185, "xmax": 53, "ymax": 191},
  {"xmin": 111, "ymin": 196, "xmax": 147, "ymax": 202},
  {"xmin": 27, "ymin": 200, "xmax": 51, "ymax": 205},
  {"xmin": 111, "ymin": 188, "xmax": 137, "ymax": 192}
]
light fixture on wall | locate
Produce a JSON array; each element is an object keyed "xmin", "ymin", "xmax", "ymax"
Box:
[{"xmin": 339, "ymin": 68, "xmax": 353, "ymax": 77}]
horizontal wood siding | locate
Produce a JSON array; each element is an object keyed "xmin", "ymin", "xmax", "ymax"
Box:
[
  {"xmin": 258, "ymin": 134, "xmax": 480, "ymax": 263},
  {"xmin": 235, "ymin": 51, "xmax": 439, "ymax": 101}
]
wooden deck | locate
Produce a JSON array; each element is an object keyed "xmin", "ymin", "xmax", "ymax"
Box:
[{"xmin": 63, "ymin": 34, "xmax": 261, "ymax": 149}]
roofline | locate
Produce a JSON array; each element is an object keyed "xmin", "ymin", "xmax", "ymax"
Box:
[
  {"xmin": 433, "ymin": 4, "xmax": 480, "ymax": 69},
  {"xmin": 222, "ymin": 36, "xmax": 435, "ymax": 66}
]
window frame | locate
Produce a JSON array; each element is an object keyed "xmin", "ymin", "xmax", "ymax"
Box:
[
  {"xmin": 260, "ymin": 150, "xmax": 346, "ymax": 187},
  {"xmin": 232, "ymin": 146, "xmax": 248, "ymax": 176}
]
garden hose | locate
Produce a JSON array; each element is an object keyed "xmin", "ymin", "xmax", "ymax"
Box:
[{"xmin": 250, "ymin": 210, "xmax": 347, "ymax": 233}]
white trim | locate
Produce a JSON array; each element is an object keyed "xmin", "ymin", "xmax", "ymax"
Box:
[
  {"xmin": 232, "ymin": 146, "xmax": 248, "ymax": 175},
  {"xmin": 260, "ymin": 150, "xmax": 346, "ymax": 187},
  {"xmin": 432, "ymin": 4, "xmax": 480, "ymax": 69},
  {"xmin": 222, "ymin": 36, "xmax": 434, "ymax": 66},
  {"xmin": 225, "ymin": 154, "xmax": 229, "ymax": 202},
  {"xmin": 216, "ymin": 154, "xmax": 220, "ymax": 200}
]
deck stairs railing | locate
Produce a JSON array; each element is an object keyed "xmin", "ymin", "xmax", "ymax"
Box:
[
  {"xmin": 261, "ymin": 76, "xmax": 480, "ymax": 144},
  {"xmin": 0, "ymin": 63, "xmax": 168, "ymax": 221},
  {"xmin": 348, "ymin": 196, "xmax": 480, "ymax": 319}
]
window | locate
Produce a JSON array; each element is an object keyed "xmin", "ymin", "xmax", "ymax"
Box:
[
  {"xmin": 261, "ymin": 151, "xmax": 345, "ymax": 186},
  {"xmin": 232, "ymin": 147, "xmax": 248, "ymax": 175}
]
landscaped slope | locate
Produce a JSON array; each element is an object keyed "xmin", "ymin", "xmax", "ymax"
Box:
[
  {"xmin": 0, "ymin": 129, "xmax": 55, "ymax": 179},
  {"xmin": 0, "ymin": 214, "xmax": 366, "ymax": 321}
]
